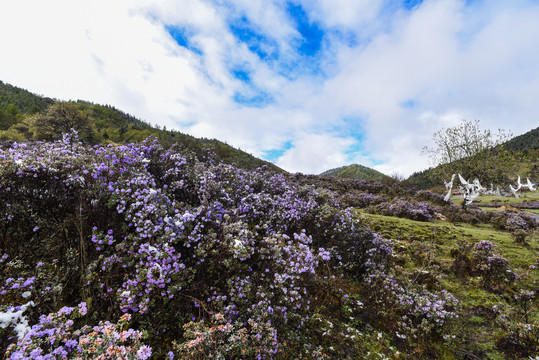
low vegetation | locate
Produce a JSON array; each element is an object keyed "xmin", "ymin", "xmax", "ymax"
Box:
[{"xmin": 1, "ymin": 131, "xmax": 538, "ymax": 359}]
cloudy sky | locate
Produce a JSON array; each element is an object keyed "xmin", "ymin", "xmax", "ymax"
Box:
[{"xmin": 1, "ymin": 0, "xmax": 538, "ymax": 176}]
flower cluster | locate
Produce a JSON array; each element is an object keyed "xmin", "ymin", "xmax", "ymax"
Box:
[
  {"xmin": 5, "ymin": 305, "xmax": 151, "ymax": 360},
  {"xmin": 471, "ymin": 240, "xmax": 515, "ymax": 287},
  {"xmin": 367, "ymin": 199, "xmax": 438, "ymax": 222},
  {"xmin": 173, "ymin": 313, "xmax": 278, "ymax": 359}
]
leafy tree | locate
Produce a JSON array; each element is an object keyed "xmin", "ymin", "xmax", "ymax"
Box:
[
  {"xmin": 422, "ymin": 119, "xmax": 515, "ymax": 184},
  {"xmin": 29, "ymin": 102, "xmax": 97, "ymax": 143},
  {"xmin": 0, "ymin": 109, "xmax": 11, "ymax": 130},
  {"xmin": 0, "ymin": 105, "xmax": 22, "ymax": 130},
  {"xmin": 0, "ymin": 122, "xmax": 31, "ymax": 141}
]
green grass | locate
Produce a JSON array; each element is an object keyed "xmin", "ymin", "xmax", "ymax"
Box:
[
  {"xmin": 355, "ymin": 210, "xmax": 539, "ymax": 359},
  {"xmin": 450, "ymin": 191, "xmax": 539, "ymax": 206},
  {"xmin": 358, "ymin": 211, "xmax": 538, "ymax": 276}
]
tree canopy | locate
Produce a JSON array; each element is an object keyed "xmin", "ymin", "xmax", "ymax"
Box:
[
  {"xmin": 28, "ymin": 102, "xmax": 98, "ymax": 143},
  {"xmin": 422, "ymin": 119, "xmax": 516, "ymax": 184}
]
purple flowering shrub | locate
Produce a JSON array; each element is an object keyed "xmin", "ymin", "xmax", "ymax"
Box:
[
  {"xmin": 494, "ymin": 289, "xmax": 539, "ymax": 358},
  {"xmin": 415, "ymin": 190, "xmax": 448, "ymax": 206},
  {"xmin": 361, "ymin": 271, "xmax": 458, "ymax": 350},
  {"xmin": 488, "ymin": 211, "xmax": 537, "ymax": 244},
  {"xmin": 367, "ymin": 199, "xmax": 438, "ymax": 222},
  {"xmin": 442, "ymin": 205, "xmax": 486, "ymax": 224},
  {"xmin": 0, "ymin": 132, "xmax": 461, "ymax": 358},
  {"xmin": 5, "ymin": 307, "xmax": 151, "ymax": 360},
  {"xmin": 340, "ymin": 191, "xmax": 387, "ymax": 208},
  {"xmin": 471, "ymin": 240, "xmax": 515, "ymax": 288},
  {"xmin": 489, "ymin": 211, "xmax": 537, "ymax": 232},
  {"xmin": 481, "ymin": 202, "xmax": 539, "ymax": 210},
  {"xmin": 317, "ymin": 208, "xmax": 394, "ymax": 277}
]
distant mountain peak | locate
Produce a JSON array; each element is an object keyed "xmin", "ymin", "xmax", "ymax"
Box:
[{"xmin": 319, "ymin": 163, "xmax": 388, "ymax": 181}]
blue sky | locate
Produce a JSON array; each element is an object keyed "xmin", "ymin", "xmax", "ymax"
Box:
[{"xmin": 1, "ymin": 0, "xmax": 539, "ymax": 175}]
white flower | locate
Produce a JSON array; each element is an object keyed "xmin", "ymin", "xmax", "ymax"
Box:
[{"xmin": 233, "ymin": 239, "xmax": 244, "ymax": 249}]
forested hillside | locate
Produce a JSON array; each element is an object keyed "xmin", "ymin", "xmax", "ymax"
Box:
[
  {"xmin": 0, "ymin": 81, "xmax": 281, "ymax": 172},
  {"xmin": 504, "ymin": 127, "xmax": 539, "ymax": 154},
  {"xmin": 406, "ymin": 125, "xmax": 539, "ymax": 190},
  {"xmin": 0, "ymin": 81, "xmax": 54, "ymax": 115}
]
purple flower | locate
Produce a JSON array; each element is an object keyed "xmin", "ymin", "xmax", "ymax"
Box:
[
  {"xmin": 65, "ymin": 339, "xmax": 78, "ymax": 348},
  {"xmin": 136, "ymin": 345, "xmax": 152, "ymax": 360},
  {"xmin": 78, "ymin": 302, "xmax": 88, "ymax": 315}
]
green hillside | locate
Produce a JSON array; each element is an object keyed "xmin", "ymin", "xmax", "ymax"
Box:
[
  {"xmin": 320, "ymin": 163, "xmax": 389, "ymax": 182},
  {"xmin": 0, "ymin": 80, "xmax": 282, "ymax": 172},
  {"xmin": 406, "ymin": 127, "xmax": 539, "ymax": 190},
  {"xmin": 504, "ymin": 126, "xmax": 539, "ymax": 154},
  {"xmin": 0, "ymin": 80, "xmax": 54, "ymax": 115}
]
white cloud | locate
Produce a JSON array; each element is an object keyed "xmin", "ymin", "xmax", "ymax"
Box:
[
  {"xmin": 1, "ymin": 0, "xmax": 539, "ymax": 177},
  {"xmin": 300, "ymin": 0, "xmax": 383, "ymax": 31},
  {"xmin": 275, "ymin": 134, "xmax": 358, "ymax": 174}
]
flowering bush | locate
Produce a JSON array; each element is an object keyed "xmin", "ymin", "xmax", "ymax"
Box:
[
  {"xmin": 481, "ymin": 202, "xmax": 539, "ymax": 210},
  {"xmin": 471, "ymin": 240, "xmax": 515, "ymax": 288},
  {"xmin": 489, "ymin": 211, "xmax": 537, "ymax": 233},
  {"xmin": 339, "ymin": 191, "xmax": 387, "ymax": 208},
  {"xmin": 505, "ymin": 213, "xmax": 537, "ymax": 243},
  {"xmin": 367, "ymin": 199, "xmax": 438, "ymax": 222},
  {"xmin": 173, "ymin": 313, "xmax": 278, "ymax": 359},
  {"xmin": 415, "ymin": 190, "xmax": 448, "ymax": 206},
  {"xmin": 4, "ymin": 305, "xmax": 151, "ymax": 360},
  {"xmin": 363, "ymin": 271, "xmax": 458, "ymax": 345},
  {"xmin": 494, "ymin": 291, "xmax": 539, "ymax": 358},
  {"xmin": 0, "ymin": 132, "xmax": 462, "ymax": 358}
]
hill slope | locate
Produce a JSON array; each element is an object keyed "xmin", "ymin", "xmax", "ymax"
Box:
[
  {"xmin": 0, "ymin": 80, "xmax": 282, "ymax": 172},
  {"xmin": 320, "ymin": 163, "xmax": 389, "ymax": 181},
  {"xmin": 0, "ymin": 80, "xmax": 54, "ymax": 115},
  {"xmin": 504, "ymin": 126, "xmax": 539, "ymax": 153},
  {"xmin": 406, "ymin": 126, "xmax": 539, "ymax": 189}
]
